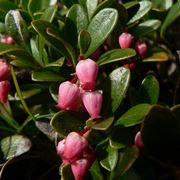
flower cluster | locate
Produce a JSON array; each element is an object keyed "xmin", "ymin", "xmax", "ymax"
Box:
[
  {"xmin": 119, "ymin": 32, "xmax": 148, "ymax": 69},
  {"xmin": 57, "ymin": 132, "xmax": 95, "ymax": 180},
  {"xmin": 57, "ymin": 58, "xmax": 103, "ymax": 119},
  {"xmin": 0, "ymin": 59, "xmax": 11, "ymax": 104}
]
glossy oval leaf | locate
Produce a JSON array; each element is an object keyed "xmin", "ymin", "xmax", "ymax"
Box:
[
  {"xmin": 86, "ymin": 0, "xmax": 98, "ymax": 19},
  {"xmin": 78, "ymin": 30, "xmax": 91, "ymax": 56},
  {"xmin": 100, "ymin": 144, "xmax": 118, "ymax": 171},
  {"xmin": 32, "ymin": 69, "xmax": 65, "ymax": 82},
  {"xmin": 139, "ymin": 75, "xmax": 160, "ymax": 104},
  {"xmin": 142, "ymin": 51, "xmax": 169, "ymax": 62},
  {"xmin": 1, "ymin": 135, "xmax": 32, "ymax": 160},
  {"xmin": 110, "ymin": 146, "xmax": 139, "ymax": 179},
  {"xmin": 109, "ymin": 67, "xmax": 131, "ymax": 113},
  {"xmin": 85, "ymin": 8, "xmax": 118, "ymax": 57},
  {"xmin": 97, "ymin": 48, "xmax": 136, "ymax": 66},
  {"xmin": 50, "ymin": 111, "xmax": 88, "ymax": 136},
  {"xmin": 171, "ymin": 104, "xmax": 180, "ymax": 122},
  {"xmin": 109, "ymin": 127, "xmax": 134, "ymax": 149},
  {"xmin": 132, "ymin": 19, "xmax": 161, "ymax": 37},
  {"xmin": 28, "ymin": 0, "xmax": 57, "ymax": 16},
  {"xmin": 5, "ymin": 10, "xmax": 29, "ymax": 46},
  {"xmin": 32, "ymin": 20, "xmax": 76, "ymax": 66},
  {"xmin": 127, "ymin": 1, "xmax": 152, "ymax": 25},
  {"xmin": 115, "ymin": 104, "xmax": 151, "ymax": 127},
  {"xmin": 14, "ymin": 84, "xmax": 46, "ymax": 100},
  {"xmin": 141, "ymin": 105, "xmax": 180, "ymax": 162},
  {"xmin": 0, "ymin": 43, "xmax": 41, "ymax": 69},
  {"xmin": 151, "ymin": 0, "xmax": 173, "ymax": 11},
  {"xmin": 86, "ymin": 117, "xmax": 114, "ymax": 131},
  {"xmin": 41, "ymin": 5, "xmax": 58, "ymax": 22},
  {"xmin": 160, "ymin": 1, "xmax": 180, "ymax": 38},
  {"xmin": 65, "ymin": 4, "xmax": 88, "ymax": 46}
]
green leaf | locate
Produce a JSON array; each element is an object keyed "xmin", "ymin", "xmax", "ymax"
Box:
[
  {"xmin": 49, "ymin": 83, "xmax": 58, "ymax": 102},
  {"xmin": 86, "ymin": 117, "xmax": 114, "ymax": 131},
  {"xmin": 110, "ymin": 146, "xmax": 139, "ymax": 179},
  {"xmin": 103, "ymin": 67, "xmax": 131, "ymax": 114},
  {"xmin": 89, "ymin": 160, "xmax": 104, "ymax": 180},
  {"xmin": 50, "ymin": 111, "xmax": 88, "ymax": 136},
  {"xmin": 78, "ymin": 30, "xmax": 91, "ymax": 56},
  {"xmin": 139, "ymin": 75, "xmax": 159, "ymax": 104},
  {"xmin": 65, "ymin": 4, "xmax": 88, "ymax": 46},
  {"xmin": 160, "ymin": 1, "xmax": 180, "ymax": 38},
  {"xmin": 85, "ymin": 8, "xmax": 118, "ymax": 57},
  {"xmin": 5, "ymin": 10, "xmax": 29, "ymax": 46},
  {"xmin": 97, "ymin": 48, "xmax": 136, "ymax": 66},
  {"xmin": 100, "ymin": 144, "xmax": 118, "ymax": 171},
  {"xmin": 1, "ymin": 135, "xmax": 32, "ymax": 160},
  {"xmin": 14, "ymin": 84, "xmax": 46, "ymax": 100},
  {"xmin": 86, "ymin": 0, "xmax": 98, "ymax": 19},
  {"xmin": 132, "ymin": 19, "xmax": 161, "ymax": 37},
  {"xmin": 0, "ymin": 43, "xmax": 41, "ymax": 69},
  {"xmin": 60, "ymin": 163, "xmax": 74, "ymax": 180},
  {"xmin": 151, "ymin": 0, "xmax": 173, "ymax": 11},
  {"xmin": 0, "ymin": 1, "xmax": 17, "ymax": 21},
  {"xmin": 32, "ymin": 20, "xmax": 77, "ymax": 66},
  {"xmin": 141, "ymin": 105, "xmax": 180, "ymax": 162},
  {"xmin": 127, "ymin": 1, "xmax": 152, "ymax": 25},
  {"xmin": 109, "ymin": 127, "xmax": 134, "ymax": 149},
  {"xmin": 41, "ymin": 5, "xmax": 58, "ymax": 22},
  {"xmin": 124, "ymin": 1, "xmax": 139, "ymax": 9},
  {"xmin": 46, "ymin": 57, "xmax": 65, "ymax": 67},
  {"xmin": 114, "ymin": 104, "xmax": 151, "ymax": 127},
  {"xmin": 142, "ymin": 52, "xmax": 169, "ymax": 62},
  {"xmin": 28, "ymin": 0, "xmax": 57, "ymax": 16},
  {"xmin": 32, "ymin": 69, "xmax": 65, "ymax": 82}
]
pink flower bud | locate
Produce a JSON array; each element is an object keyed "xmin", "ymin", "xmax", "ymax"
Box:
[
  {"xmin": 0, "ymin": 59, "xmax": 11, "ymax": 81},
  {"xmin": 58, "ymin": 132, "xmax": 88, "ymax": 163},
  {"xmin": 0, "ymin": 80, "xmax": 11, "ymax": 104},
  {"xmin": 76, "ymin": 59, "xmax": 99, "ymax": 91},
  {"xmin": 135, "ymin": 40, "xmax": 147, "ymax": 58},
  {"xmin": 82, "ymin": 91, "xmax": 103, "ymax": 119},
  {"xmin": 71, "ymin": 159, "xmax": 90, "ymax": 180},
  {"xmin": 57, "ymin": 81, "xmax": 81, "ymax": 111},
  {"xmin": 134, "ymin": 131, "xmax": 144, "ymax": 149},
  {"xmin": 0, "ymin": 35, "xmax": 15, "ymax": 44},
  {"xmin": 119, "ymin": 32, "xmax": 134, "ymax": 49}
]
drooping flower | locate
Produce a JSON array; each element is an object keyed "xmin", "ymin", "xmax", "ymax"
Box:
[
  {"xmin": 57, "ymin": 132, "xmax": 88, "ymax": 163},
  {"xmin": 57, "ymin": 81, "xmax": 81, "ymax": 111},
  {"xmin": 119, "ymin": 32, "xmax": 134, "ymax": 49},
  {"xmin": 76, "ymin": 59, "xmax": 99, "ymax": 91},
  {"xmin": 0, "ymin": 59, "xmax": 11, "ymax": 81},
  {"xmin": 0, "ymin": 80, "xmax": 11, "ymax": 104},
  {"xmin": 135, "ymin": 40, "xmax": 147, "ymax": 58},
  {"xmin": 82, "ymin": 91, "xmax": 103, "ymax": 119},
  {"xmin": 71, "ymin": 159, "xmax": 90, "ymax": 180}
]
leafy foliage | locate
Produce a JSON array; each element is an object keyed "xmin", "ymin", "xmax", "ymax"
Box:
[{"xmin": 0, "ymin": 0, "xmax": 179, "ymax": 179}]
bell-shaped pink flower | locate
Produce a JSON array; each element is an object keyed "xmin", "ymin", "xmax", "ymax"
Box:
[
  {"xmin": 71, "ymin": 159, "xmax": 90, "ymax": 180},
  {"xmin": 57, "ymin": 81, "xmax": 81, "ymax": 111},
  {"xmin": 0, "ymin": 80, "xmax": 11, "ymax": 104},
  {"xmin": 57, "ymin": 132, "xmax": 88, "ymax": 163},
  {"xmin": 119, "ymin": 32, "xmax": 134, "ymax": 49},
  {"xmin": 134, "ymin": 131, "xmax": 144, "ymax": 149},
  {"xmin": 135, "ymin": 40, "xmax": 147, "ymax": 58},
  {"xmin": 0, "ymin": 59, "xmax": 11, "ymax": 81},
  {"xmin": 82, "ymin": 91, "xmax": 103, "ymax": 119},
  {"xmin": 76, "ymin": 59, "xmax": 99, "ymax": 91}
]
